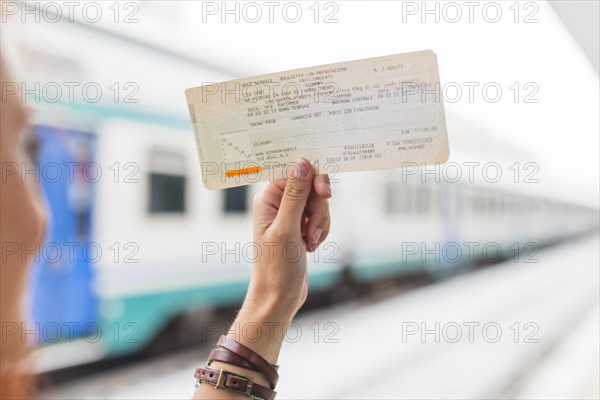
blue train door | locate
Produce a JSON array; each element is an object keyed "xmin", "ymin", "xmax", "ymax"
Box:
[{"xmin": 28, "ymin": 126, "xmax": 98, "ymax": 341}]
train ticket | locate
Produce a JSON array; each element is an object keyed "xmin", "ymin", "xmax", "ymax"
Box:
[{"xmin": 185, "ymin": 50, "xmax": 449, "ymax": 190}]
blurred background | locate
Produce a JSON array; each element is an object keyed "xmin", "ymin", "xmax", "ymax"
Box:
[{"xmin": 1, "ymin": 0, "xmax": 599, "ymax": 398}]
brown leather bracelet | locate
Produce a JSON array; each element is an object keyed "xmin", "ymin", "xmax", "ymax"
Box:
[
  {"xmin": 208, "ymin": 348, "xmax": 257, "ymax": 371},
  {"xmin": 208, "ymin": 348, "xmax": 280, "ymax": 372},
  {"xmin": 194, "ymin": 366, "xmax": 276, "ymax": 400},
  {"xmin": 217, "ymin": 335, "xmax": 279, "ymax": 389}
]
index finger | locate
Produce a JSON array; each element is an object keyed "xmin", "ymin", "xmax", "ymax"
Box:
[{"xmin": 313, "ymin": 174, "xmax": 332, "ymax": 199}]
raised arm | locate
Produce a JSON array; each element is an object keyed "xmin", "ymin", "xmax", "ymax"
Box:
[{"xmin": 193, "ymin": 158, "xmax": 331, "ymax": 399}]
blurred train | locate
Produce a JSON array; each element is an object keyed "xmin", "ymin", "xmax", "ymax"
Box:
[{"xmin": 2, "ymin": 9, "xmax": 597, "ymax": 371}]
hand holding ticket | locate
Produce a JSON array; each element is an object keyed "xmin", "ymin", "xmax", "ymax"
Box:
[{"xmin": 185, "ymin": 50, "xmax": 449, "ymax": 190}]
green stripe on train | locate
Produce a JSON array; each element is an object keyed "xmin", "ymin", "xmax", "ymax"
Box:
[{"xmin": 98, "ymin": 269, "xmax": 341, "ymax": 356}]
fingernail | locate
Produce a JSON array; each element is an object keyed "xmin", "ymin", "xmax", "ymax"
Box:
[
  {"xmin": 326, "ymin": 182, "xmax": 332, "ymax": 197},
  {"xmin": 313, "ymin": 228, "xmax": 323, "ymax": 244},
  {"xmin": 292, "ymin": 158, "xmax": 310, "ymax": 179}
]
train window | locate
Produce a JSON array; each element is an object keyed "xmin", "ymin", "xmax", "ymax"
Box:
[
  {"xmin": 385, "ymin": 183, "xmax": 412, "ymax": 214},
  {"xmin": 472, "ymin": 193, "xmax": 486, "ymax": 215},
  {"xmin": 415, "ymin": 186, "xmax": 431, "ymax": 214},
  {"xmin": 149, "ymin": 173, "xmax": 186, "ymax": 213},
  {"xmin": 527, "ymin": 197, "xmax": 537, "ymax": 213},
  {"xmin": 438, "ymin": 186, "xmax": 461, "ymax": 217},
  {"xmin": 488, "ymin": 193, "xmax": 497, "ymax": 215},
  {"xmin": 514, "ymin": 197, "xmax": 526, "ymax": 214},
  {"xmin": 148, "ymin": 148, "xmax": 186, "ymax": 214},
  {"xmin": 385, "ymin": 183, "xmax": 394, "ymax": 213},
  {"xmin": 498, "ymin": 193, "xmax": 506, "ymax": 215},
  {"xmin": 223, "ymin": 186, "xmax": 248, "ymax": 213},
  {"xmin": 510, "ymin": 197, "xmax": 520, "ymax": 214},
  {"xmin": 461, "ymin": 191, "xmax": 472, "ymax": 217}
]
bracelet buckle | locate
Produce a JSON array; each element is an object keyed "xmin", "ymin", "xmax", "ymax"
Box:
[{"xmin": 215, "ymin": 369, "xmax": 254, "ymax": 397}]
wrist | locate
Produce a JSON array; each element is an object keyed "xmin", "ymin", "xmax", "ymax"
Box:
[
  {"xmin": 242, "ymin": 284, "xmax": 298, "ymax": 324},
  {"xmin": 226, "ymin": 286, "xmax": 296, "ymax": 366},
  {"xmin": 248, "ymin": 257, "xmax": 307, "ymax": 318}
]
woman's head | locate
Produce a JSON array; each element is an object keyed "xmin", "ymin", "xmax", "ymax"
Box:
[{"xmin": 1, "ymin": 54, "xmax": 46, "ymax": 399}]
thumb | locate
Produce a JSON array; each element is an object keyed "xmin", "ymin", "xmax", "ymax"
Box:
[{"xmin": 276, "ymin": 158, "xmax": 314, "ymax": 224}]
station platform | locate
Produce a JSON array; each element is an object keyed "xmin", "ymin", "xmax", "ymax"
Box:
[{"xmin": 40, "ymin": 234, "xmax": 599, "ymax": 399}]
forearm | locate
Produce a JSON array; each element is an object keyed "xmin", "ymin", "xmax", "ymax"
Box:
[
  {"xmin": 193, "ymin": 159, "xmax": 329, "ymax": 399},
  {"xmin": 193, "ymin": 285, "xmax": 295, "ymax": 399}
]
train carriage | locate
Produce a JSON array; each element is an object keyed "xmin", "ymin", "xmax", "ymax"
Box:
[{"xmin": 3, "ymin": 11, "xmax": 597, "ymax": 370}]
